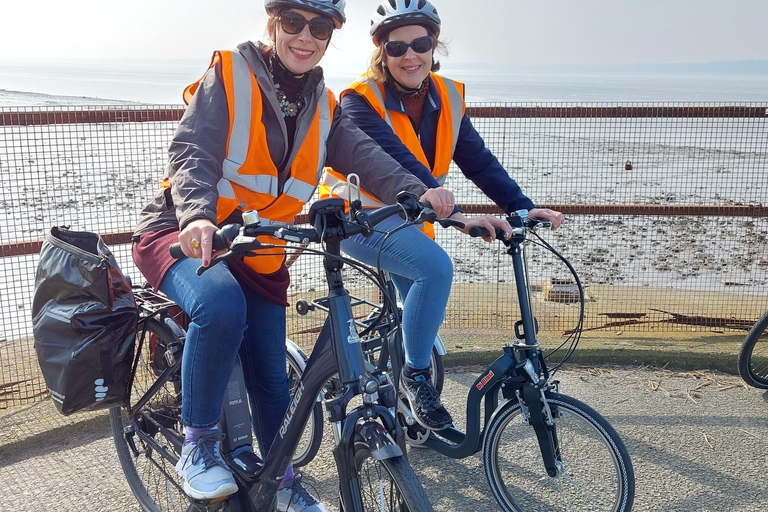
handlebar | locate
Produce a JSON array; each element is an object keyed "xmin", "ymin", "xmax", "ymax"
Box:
[
  {"xmin": 467, "ymin": 215, "xmax": 551, "ymax": 240},
  {"xmin": 169, "ymin": 191, "xmax": 464, "ymax": 269}
]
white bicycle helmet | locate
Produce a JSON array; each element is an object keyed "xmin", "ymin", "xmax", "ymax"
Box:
[
  {"xmin": 369, "ymin": 0, "xmax": 441, "ymax": 45},
  {"xmin": 265, "ymin": 0, "xmax": 346, "ymax": 28}
]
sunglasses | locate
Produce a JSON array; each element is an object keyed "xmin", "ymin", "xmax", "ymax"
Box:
[
  {"xmin": 383, "ymin": 36, "xmax": 435, "ymax": 58},
  {"xmin": 278, "ymin": 12, "xmax": 334, "ymax": 40}
]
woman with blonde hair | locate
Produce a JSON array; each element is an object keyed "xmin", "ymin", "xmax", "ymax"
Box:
[{"xmin": 320, "ymin": 0, "xmax": 564, "ymax": 432}]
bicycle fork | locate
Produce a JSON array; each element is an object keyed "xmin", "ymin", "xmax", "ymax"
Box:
[{"xmin": 520, "ymin": 383, "xmax": 561, "ymax": 477}]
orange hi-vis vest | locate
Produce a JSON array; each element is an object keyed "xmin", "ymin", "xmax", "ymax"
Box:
[
  {"xmin": 318, "ymin": 73, "xmax": 464, "ymax": 238},
  {"xmin": 175, "ymin": 50, "xmax": 335, "ymax": 274}
]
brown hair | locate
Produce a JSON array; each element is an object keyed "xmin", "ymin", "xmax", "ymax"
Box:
[{"xmin": 367, "ymin": 26, "xmax": 447, "ymax": 84}]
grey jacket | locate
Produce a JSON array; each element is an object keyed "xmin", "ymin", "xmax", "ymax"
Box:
[{"xmin": 134, "ymin": 42, "xmax": 428, "ymax": 236}]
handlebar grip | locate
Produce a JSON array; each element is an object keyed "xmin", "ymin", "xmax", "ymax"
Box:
[
  {"xmin": 169, "ymin": 243, "xmax": 185, "ymax": 259},
  {"xmin": 468, "ymin": 226, "xmax": 506, "ymax": 239},
  {"xmin": 169, "ymin": 224, "xmax": 240, "ymax": 260}
]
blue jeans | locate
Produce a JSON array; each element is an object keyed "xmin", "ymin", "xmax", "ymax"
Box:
[
  {"xmin": 159, "ymin": 258, "xmax": 289, "ymax": 455},
  {"xmin": 341, "ymin": 214, "xmax": 453, "ymax": 369}
]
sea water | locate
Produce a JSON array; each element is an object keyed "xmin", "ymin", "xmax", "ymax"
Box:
[{"xmin": 1, "ymin": 58, "xmax": 767, "ymax": 105}]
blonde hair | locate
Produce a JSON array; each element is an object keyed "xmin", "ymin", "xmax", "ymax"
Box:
[{"xmin": 367, "ymin": 26, "xmax": 447, "ymax": 84}]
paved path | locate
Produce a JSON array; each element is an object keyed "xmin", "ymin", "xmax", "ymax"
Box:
[{"xmin": 4, "ymin": 365, "xmax": 768, "ymax": 511}]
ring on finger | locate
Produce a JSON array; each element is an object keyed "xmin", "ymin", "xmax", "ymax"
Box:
[{"xmin": 191, "ymin": 238, "xmax": 199, "ymax": 249}]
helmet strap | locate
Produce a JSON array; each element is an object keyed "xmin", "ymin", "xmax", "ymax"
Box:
[{"xmin": 386, "ymin": 69, "xmax": 428, "ymax": 98}]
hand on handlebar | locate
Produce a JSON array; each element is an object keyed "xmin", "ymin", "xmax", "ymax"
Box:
[
  {"xmin": 178, "ymin": 218, "xmax": 219, "ymax": 267},
  {"xmin": 529, "ymin": 208, "xmax": 565, "ymax": 230},
  {"xmin": 419, "ymin": 188, "xmax": 455, "ymax": 218},
  {"xmin": 451, "ymin": 213, "xmax": 513, "ymax": 242}
]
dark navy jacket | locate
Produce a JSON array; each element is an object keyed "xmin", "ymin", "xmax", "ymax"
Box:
[{"xmin": 340, "ymin": 76, "xmax": 536, "ymax": 215}]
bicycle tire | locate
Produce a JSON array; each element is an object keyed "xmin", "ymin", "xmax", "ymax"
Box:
[
  {"xmin": 286, "ymin": 349, "xmax": 324, "ymax": 467},
  {"xmin": 293, "ymin": 342, "xmax": 445, "ymax": 467},
  {"xmin": 349, "ymin": 437, "xmax": 434, "ymax": 512},
  {"xmin": 484, "ymin": 392, "xmax": 635, "ymax": 512},
  {"xmin": 110, "ymin": 319, "xmax": 192, "ymax": 512},
  {"xmin": 428, "ymin": 346, "xmax": 445, "ymax": 393},
  {"xmin": 737, "ymin": 310, "xmax": 768, "ymax": 389}
]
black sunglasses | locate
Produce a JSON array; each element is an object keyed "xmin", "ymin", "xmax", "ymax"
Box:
[
  {"xmin": 278, "ymin": 12, "xmax": 334, "ymax": 40},
  {"xmin": 383, "ymin": 36, "xmax": 435, "ymax": 58}
]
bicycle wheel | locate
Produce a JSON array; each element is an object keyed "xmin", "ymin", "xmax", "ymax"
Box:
[
  {"xmin": 286, "ymin": 348, "xmax": 324, "ymax": 467},
  {"xmin": 484, "ymin": 392, "xmax": 634, "ymax": 512},
  {"xmin": 110, "ymin": 319, "xmax": 192, "ymax": 512},
  {"xmin": 351, "ymin": 436, "xmax": 434, "ymax": 512},
  {"xmin": 737, "ymin": 310, "xmax": 768, "ymax": 389}
]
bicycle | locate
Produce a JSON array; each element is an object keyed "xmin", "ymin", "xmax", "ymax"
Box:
[
  {"xmin": 109, "ymin": 192, "xmax": 444, "ymax": 512},
  {"xmin": 737, "ymin": 309, "xmax": 768, "ymax": 389},
  {"xmin": 296, "ymin": 211, "xmax": 636, "ymax": 511}
]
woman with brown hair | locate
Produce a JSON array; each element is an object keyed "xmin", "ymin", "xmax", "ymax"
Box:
[{"xmin": 131, "ymin": 0, "xmax": 454, "ymax": 508}]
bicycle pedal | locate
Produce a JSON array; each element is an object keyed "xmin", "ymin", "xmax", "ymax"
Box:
[{"xmin": 189, "ymin": 495, "xmax": 230, "ymax": 511}]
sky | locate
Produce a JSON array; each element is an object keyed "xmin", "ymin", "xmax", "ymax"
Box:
[{"xmin": 2, "ymin": 0, "xmax": 768, "ymax": 75}]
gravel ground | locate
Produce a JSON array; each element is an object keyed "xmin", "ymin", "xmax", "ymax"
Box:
[{"xmin": 3, "ymin": 364, "xmax": 768, "ymax": 511}]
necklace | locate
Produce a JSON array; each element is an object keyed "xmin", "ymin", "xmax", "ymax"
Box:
[
  {"xmin": 268, "ymin": 51, "xmax": 308, "ymax": 118},
  {"xmin": 274, "ymin": 83, "xmax": 304, "ymax": 117}
]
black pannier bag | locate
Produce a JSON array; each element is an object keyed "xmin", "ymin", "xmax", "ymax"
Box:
[{"xmin": 32, "ymin": 227, "xmax": 138, "ymax": 415}]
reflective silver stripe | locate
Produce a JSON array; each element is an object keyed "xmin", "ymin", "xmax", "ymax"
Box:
[
  {"xmin": 320, "ymin": 168, "xmax": 344, "ymax": 188},
  {"xmin": 356, "ymin": 194, "xmax": 387, "ymax": 207},
  {"xmin": 361, "ymin": 78, "xmax": 393, "ymax": 128},
  {"xmin": 220, "ymin": 174, "xmax": 279, "ymax": 197},
  {"xmin": 258, "ymin": 218, "xmax": 293, "ymax": 227},
  {"xmin": 217, "ymin": 52, "xmax": 283, "ymax": 199},
  {"xmin": 217, "ymin": 179, "xmax": 246, "ymax": 209},
  {"xmin": 283, "ymin": 177, "xmax": 316, "ymax": 203},
  {"xmin": 224, "ymin": 52, "xmax": 253, "ymax": 174},
  {"xmin": 436, "ymin": 174, "xmax": 447, "ymax": 186},
  {"xmin": 441, "ymin": 77, "xmax": 464, "ymax": 155},
  {"xmin": 314, "ymin": 88, "xmax": 332, "ymax": 183}
]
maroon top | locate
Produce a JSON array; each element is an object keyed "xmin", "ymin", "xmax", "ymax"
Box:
[{"xmin": 401, "ymin": 86, "xmax": 429, "ymax": 129}]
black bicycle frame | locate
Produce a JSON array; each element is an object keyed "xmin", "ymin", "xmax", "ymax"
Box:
[
  {"xmin": 126, "ymin": 195, "xmax": 431, "ymax": 510},
  {"xmin": 219, "ymin": 206, "xmax": 402, "ymax": 510},
  {"xmin": 415, "ymin": 225, "xmax": 562, "ymax": 475}
]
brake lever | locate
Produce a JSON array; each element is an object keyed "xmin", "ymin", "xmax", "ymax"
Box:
[
  {"xmin": 436, "ymin": 218, "xmax": 465, "ymax": 229},
  {"xmin": 413, "ymin": 207, "xmax": 437, "ymax": 225},
  {"xmin": 196, "ymin": 250, "xmax": 233, "ymax": 275},
  {"xmin": 413, "ymin": 207, "xmax": 465, "ymax": 230}
]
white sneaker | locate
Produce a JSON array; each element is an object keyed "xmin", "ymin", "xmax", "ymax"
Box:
[
  {"xmin": 276, "ymin": 473, "xmax": 329, "ymax": 512},
  {"xmin": 175, "ymin": 429, "xmax": 238, "ymax": 500}
]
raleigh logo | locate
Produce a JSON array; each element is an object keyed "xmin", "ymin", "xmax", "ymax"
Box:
[
  {"xmin": 476, "ymin": 370, "xmax": 495, "ymax": 391},
  {"xmin": 279, "ymin": 380, "xmax": 304, "ymax": 438}
]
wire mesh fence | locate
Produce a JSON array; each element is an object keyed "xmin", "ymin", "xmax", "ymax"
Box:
[{"xmin": 1, "ymin": 103, "xmax": 767, "ymax": 411}]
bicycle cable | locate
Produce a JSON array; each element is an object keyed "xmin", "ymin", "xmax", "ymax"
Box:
[{"xmin": 528, "ymin": 230, "xmax": 585, "ymax": 374}]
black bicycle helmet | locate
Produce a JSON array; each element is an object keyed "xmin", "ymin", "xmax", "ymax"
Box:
[
  {"xmin": 265, "ymin": 0, "xmax": 346, "ymax": 28},
  {"xmin": 369, "ymin": 0, "xmax": 441, "ymax": 46}
]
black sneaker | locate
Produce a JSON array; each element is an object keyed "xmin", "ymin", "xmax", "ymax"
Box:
[{"xmin": 400, "ymin": 369, "xmax": 453, "ymax": 430}]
